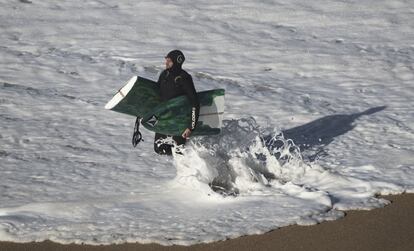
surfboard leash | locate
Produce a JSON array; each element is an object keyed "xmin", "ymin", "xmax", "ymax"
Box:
[{"xmin": 132, "ymin": 117, "xmax": 144, "ymax": 147}]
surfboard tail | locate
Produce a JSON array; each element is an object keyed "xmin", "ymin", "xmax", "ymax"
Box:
[
  {"xmin": 105, "ymin": 76, "xmax": 138, "ymax": 110},
  {"xmin": 104, "ymin": 76, "xmax": 162, "ymax": 118}
]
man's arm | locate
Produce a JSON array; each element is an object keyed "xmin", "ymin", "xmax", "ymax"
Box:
[{"xmin": 180, "ymin": 74, "xmax": 200, "ymax": 134}]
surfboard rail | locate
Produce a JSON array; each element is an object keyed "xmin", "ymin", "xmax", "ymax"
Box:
[{"xmin": 105, "ymin": 76, "xmax": 225, "ymax": 136}]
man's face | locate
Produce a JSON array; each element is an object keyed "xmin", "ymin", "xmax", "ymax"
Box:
[{"xmin": 165, "ymin": 57, "xmax": 173, "ymax": 69}]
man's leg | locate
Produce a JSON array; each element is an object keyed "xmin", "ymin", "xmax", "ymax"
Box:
[
  {"xmin": 171, "ymin": 135, "xmax": 186, "ymax": 155},
  {"xmin": 172, "ymin": 135, "xmax": 186, "ymax": 146},
  {"xmin": 154, "ymin": 133, "xmax": 172, "ymax": 155}
]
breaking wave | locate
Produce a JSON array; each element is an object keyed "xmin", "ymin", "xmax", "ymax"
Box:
[{"xmin": 172, "ymin": 117, "xmax": 310, "ymax": 196}]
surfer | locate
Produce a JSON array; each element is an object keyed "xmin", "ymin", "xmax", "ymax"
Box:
[{"xmin": 154, "ymin": 50, "xmax": 200, "ymax": 155}]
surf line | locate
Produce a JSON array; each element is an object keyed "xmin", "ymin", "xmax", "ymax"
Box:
[{"xmin": 199, "ymin": 112, "xmax": 224, "ymax": 116}]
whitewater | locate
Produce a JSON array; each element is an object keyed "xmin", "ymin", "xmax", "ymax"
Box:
[{"xmin": 1, "ymin": 0, "xmax": 413, "ymax": 246}]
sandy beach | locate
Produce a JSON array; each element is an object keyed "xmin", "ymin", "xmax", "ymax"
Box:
[{"xmin": 1, "ymin": 193, "xmax": 413, "ymax": 251}]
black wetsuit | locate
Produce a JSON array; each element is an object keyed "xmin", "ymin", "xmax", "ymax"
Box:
[{"xmin": 154, "ymin": 66, "xmax": 200, "ymax": 155}]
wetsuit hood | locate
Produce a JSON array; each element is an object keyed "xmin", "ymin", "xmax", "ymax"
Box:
[{"xmin": 166, "ymin": 50, "xmax": 185, "ymax": 73}]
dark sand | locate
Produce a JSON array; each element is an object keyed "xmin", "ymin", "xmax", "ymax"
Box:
[{"xmin": 1, "ymin": 194, "xmax": 413, "ymax": 251}]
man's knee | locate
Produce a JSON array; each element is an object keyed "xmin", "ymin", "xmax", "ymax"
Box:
[
  {"xmin": 154, "ymin": 133, "xmax": 172, "ymax": 155},
  {"xmin": 153, "ymin": 133, "xmax": 186, "ymax": 155},
  {"xmin": 154, "ymin": 143, "xmax": 172, "ymax": 155},
  {"xmin": 172, "ymin": 135, "xmax": 186, "ymax": 146}
]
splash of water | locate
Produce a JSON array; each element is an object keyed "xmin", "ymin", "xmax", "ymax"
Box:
[{"xmin": 172, "ymin": 117, "xmax": 309, "ymax": 196}]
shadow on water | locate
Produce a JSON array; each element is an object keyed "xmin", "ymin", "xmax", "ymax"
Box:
[
  {"xmin": 194, "ymin": 106, "xmax": 386, "ymax": 196},
  {"xmin": 264, "ymin": 106, "xmax": 387, "ymax": 162}
]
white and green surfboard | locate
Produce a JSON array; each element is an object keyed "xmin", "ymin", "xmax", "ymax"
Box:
[{"xmin": 105, "ymin": 76, "xmax": 225, "ymax": 136}]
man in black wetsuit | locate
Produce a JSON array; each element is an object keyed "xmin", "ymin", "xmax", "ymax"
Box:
[{"xmin": 154, "ymin": 50, "xmax": 200, "ymax": 155}]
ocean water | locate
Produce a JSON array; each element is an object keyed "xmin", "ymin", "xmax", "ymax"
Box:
[{"xmin": 0, "ymin": 0, "xmax": 413, "ymax": 245}]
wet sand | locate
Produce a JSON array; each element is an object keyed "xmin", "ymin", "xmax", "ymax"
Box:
[{"xmin": 1, "ymin": 194, "xmax": 413, "ymax": 251}]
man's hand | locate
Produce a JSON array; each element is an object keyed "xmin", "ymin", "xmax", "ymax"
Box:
[{"xmin": 182, "ymin": 128, "xmax": 192, "ymax": 139}]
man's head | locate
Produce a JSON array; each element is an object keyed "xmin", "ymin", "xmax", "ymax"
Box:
[{"xmin": 165, "ymin": 50, "xmax": 185, "ymax": 70}]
